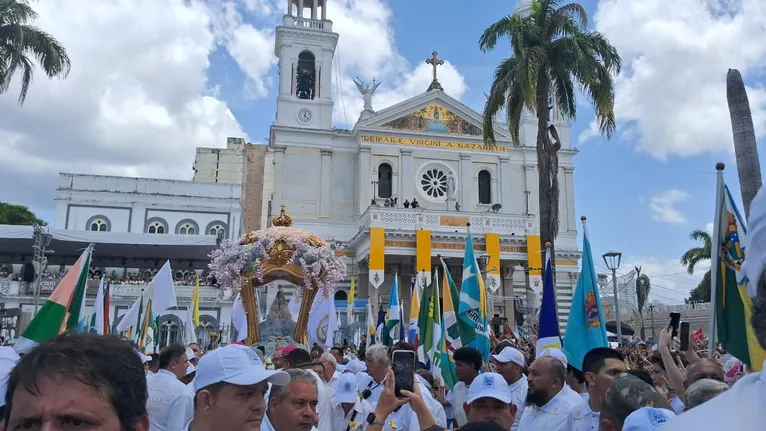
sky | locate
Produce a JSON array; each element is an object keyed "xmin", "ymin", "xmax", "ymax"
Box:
[{"xmin": 2, "ymin": 0, "xmax": 766, "ymax": 304}]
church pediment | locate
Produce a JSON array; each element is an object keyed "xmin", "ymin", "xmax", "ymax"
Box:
[{"xmin": 354, "ymin": 90, "xmax": 512, "ymax": 141}]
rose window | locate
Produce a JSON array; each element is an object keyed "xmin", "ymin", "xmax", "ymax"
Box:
[{"xmin": 420, "ymin": 168, "xmax": 448, "ymax": 199}]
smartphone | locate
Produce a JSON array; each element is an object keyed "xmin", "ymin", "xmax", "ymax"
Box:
[
  {"xmin": 391, "ymin": 350, "xmax": 416, "ymax": 398},
  {"xmin": 669, "ymin": 312, "xmax": 681, "ymax": 338},
  {"xmin": 680, "ymin": 321, "xmax": 690, "ymax": 351}
]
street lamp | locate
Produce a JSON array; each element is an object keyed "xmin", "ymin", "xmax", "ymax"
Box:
[{"xmin": 602, "ymin": 250, "xmax": 623, "ymax": 347}]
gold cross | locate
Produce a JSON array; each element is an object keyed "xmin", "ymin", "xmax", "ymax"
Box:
[{"xmin": 425, "ymin": 51, "xmax": 444, "ymax": 82}]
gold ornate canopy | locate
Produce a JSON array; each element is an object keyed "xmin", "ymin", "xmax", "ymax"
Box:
[{"xmin": 234, "ymin": 205, "xmax": 340, "ymax": 345}]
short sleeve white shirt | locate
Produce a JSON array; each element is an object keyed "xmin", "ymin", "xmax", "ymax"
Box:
[
  {"xmin": 146, "ymin": 370, "xmax": 194, "ymax": 431},
  {"xmin": 518, "ymin": 386, "xmax": 580, "ymax": 431},
  {"xmin": 509, "ymin": 374, "xmax": 528, "ymax": 431},
  {"xmin": 450, "ymin": 381, "xmax": 470, "ymax": 427},
  {"xmin": 566, "ymin": 398, "xmax": 599, "ymax": 431}
]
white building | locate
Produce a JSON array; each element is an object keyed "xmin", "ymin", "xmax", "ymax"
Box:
[
  {"xmin": 193, "ymin": 137, "xmax": 247, "ymax": 184},
  {"xmin": 239, "ymin": 0, "xmax": 582, "ymax": 330}
]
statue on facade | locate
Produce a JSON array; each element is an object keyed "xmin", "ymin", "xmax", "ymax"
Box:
[
  {"xmin": 353, "ymin": 77, "xmax": 382, "ymax": 113},
  {"xmin": 266, "ymin": 286, "xmax": 293, "ymax": 321},
  {"xmin": 447, "ymin": 173, "xmax": 456, "ymax": 199}
]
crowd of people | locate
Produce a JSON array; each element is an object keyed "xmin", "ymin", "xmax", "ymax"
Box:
[
  {"xmin": 0, "ymin": 266, "xmax": 214, "ymax": 287},
  {"xmin": 0, "ymin": 292, "xmax": 763, "ymax": 431}
]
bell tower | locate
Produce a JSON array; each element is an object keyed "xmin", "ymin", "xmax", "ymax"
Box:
[{"xmin": 275, "ymin": 0, "xmax": 338, "ymax": 130}]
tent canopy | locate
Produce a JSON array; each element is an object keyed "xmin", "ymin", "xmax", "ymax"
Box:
[{"xmin": 0, "ymin": 225, "xmax": 218, "ymax": 267}]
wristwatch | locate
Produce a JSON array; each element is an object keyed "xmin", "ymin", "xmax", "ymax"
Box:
[{"xmin": 366, "ymin": 412, "xmax": 385, "ymax": 426}]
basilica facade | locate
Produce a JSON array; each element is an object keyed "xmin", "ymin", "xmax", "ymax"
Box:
[{"xmin": 242, "ymin": 0, "xmax": 582, "ymax": 330}]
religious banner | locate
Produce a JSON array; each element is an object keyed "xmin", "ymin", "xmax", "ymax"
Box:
[
  {"xmin": 485, "ymin": 233, "xmax": 501, "ymax": 292},
  {"xmin": 369, "ymin": 227, "xmax": 385, "ymax": 289},
  {"xmin": 416, "ymin": 229, "xmax": 432, "ymax": 289},
  {"xmin": 526, "ymin": 235, "xmax": 543, "ymax": 293}
]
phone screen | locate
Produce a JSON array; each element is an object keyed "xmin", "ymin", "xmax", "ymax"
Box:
[
  {"xmin": 392, "ymin": 350, "xmax": 415, "ymax": 397},
  {"xmin": 680, "ymin": 322, "xmax": 690, "ymax": 351},
  {"xmin": 670, "ymin": 312, "xmax": 681, "ymax": 338}
]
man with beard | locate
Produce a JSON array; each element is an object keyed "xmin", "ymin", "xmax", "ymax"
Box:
[
  {"xmin": 517, "ymin": 356, "xmax": 579, "ymax": 430},
  {"xmin": 462, "ymin": 372, "xmax": 517, "ymax": 430},
  {"xmin": 662, "ymin": 187, "xmax": 766, "ymax": 428}
]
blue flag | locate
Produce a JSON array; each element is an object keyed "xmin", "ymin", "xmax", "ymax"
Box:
[
  {"xmin": 375, "ymin": 304, "xmax": 386, "ymax": 345},
  {"xmin": 457, "ymin": 232, "xmax": 491, "ymax": 360},
  {"xmin": 562, "ymin": 222, "xmax": 608, "ymax": 370},
  {"xmin": 537, "ymin": 246, "xmax": 561, "ymax": 352},
  {"xmin": 382, "ymin": 275, "xmax": 401, "ymax": 346}
]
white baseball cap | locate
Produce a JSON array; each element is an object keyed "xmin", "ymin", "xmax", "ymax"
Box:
[
  {"xmin": 332, "ymin": 373, "xmax": 359, "ymax": 404},
  {"xmin": 185, "ymin": 364, "xmax": 196, "ymax": 377},
  {"xmin": 185, "ymin": 347, "xmax": 195, "ymax": 360},
  {"xmin": 345, "ymin": 359, "xmax": 366, "ymax": 374},
  {"xmin": 491, "ymin": 346, "xmax": 525, "ymax": 367},
  {"xmin": 466, "ymin": 372, "xmax": 514, "ymax": 404},
  {"xmin": 622, "ymin": 407, "xmax": 676, "ymax": 431},
  {"xmin": 193, "ymin": 344, "xmax": 290, "ymax": 392},
  {"xmin": 136, "ymin": 351, "xmax": 152, "ymax": 363},
  {"xmin": 0, "ymin": 347, "xmax": 20, "ymax": 407},
  {"xmin": 537, "ymin": 348, "xmax": 568, "ymax": 368}
]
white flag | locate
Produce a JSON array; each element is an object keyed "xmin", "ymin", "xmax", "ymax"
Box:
[
  {"xmin": 93, "ymin": 276, "xmax": 107, "ymax": 335},
  {"xmin": 184, "ymin": 308, "xmax": 198, "ymax": 345},
  {"xmin": 231, "ymin": 293, "xmax": 248, "ymax": 342},
  {"xmin": 307, "ymin": 294, "xmax": 337, "ymax": 349},
  {"xmin": 146, "ymin": 261, "xmax": 177, "ymax": 318},
  {"xmin": 116, "ymin": 293, "xmax": 142, "ymax": 335}
]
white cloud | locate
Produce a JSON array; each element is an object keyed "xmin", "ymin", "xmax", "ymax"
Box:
[
  {"xmin": 586, "ymin": 0, "xmax": 766, "ymax": 160},
  {"xmin": 618, "ymin": 256, "xmax": 706, "ymax": 304},
  {"xmin": 0, "ymin": 0, "xmax": 245, "ymax": 212},
  {"xmin": 648, "ymin": 189, "xmax": 690, "ymax": 224},
  {"xmin": 706, "ymin": 222, "xmax": 714, "ymax": 236}
]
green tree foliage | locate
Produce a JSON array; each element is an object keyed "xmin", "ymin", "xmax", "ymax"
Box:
[
  {"xmin": 0, "ymin": 202, "xmax": 46, "ymax": 225},
  {"xmin": 681, "ymin": 229, "xmax": 712, "ymax": 302}
]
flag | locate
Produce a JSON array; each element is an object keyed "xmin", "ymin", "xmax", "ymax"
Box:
[
  {"xmin": 419, "ymin": 270, "xmax": 442, "ymax": 372},
  {"xmin": 562, "ymin": 219, "xmax": 608, "ymax": 370},
  {"xmin": 457, "ymin": 232, "xmax": 491, "ymax": 359},
  {"xmin": 408, "ymin": 277, "xmax": 420, "ymax": 348},
  {"xmin": 91, "ymin": 276, "xmax": 111, "ymax": 335},
  {"xmin": 15, "ymin": 245, "xmax": 93, "ymax": 353},
  {"xmin": 367, "ymin": 302, "xmax": 377, "ymax": 344},
  {"xmin": 184, "ymin": 307, "xmax": 198, "ymax": 346},
  {"xmin": 440, "ymin": 260, "xmax": 460, "ymax": 389},
  {"xmin": 146, "ymin": 261, "xmax": 177, "ymax": 317},
  {"xmin": 192, "ymin": 276, "xmax": 201, "ymax": 327},
  {"xmin": 375, "ymin": 304, "xmax": 386, "ymax": 345},
  {"xmin": 231, "ymin": 293, "xmax": 247, "ymax": 342},
  {"xmin": 308, "ymin": 294, "xmax": 337, "ymax": 349},
  {"xmin": 399, "ymin": 301, "xmax": 406, "ymax": 342},
  {"xmin": 348, "ymin": 277, "xmax": 356, "ymax": 323},
  {"xmin": 382, "ymin": 275, "xmax": 401, "ymax": 346},
  {"xmin": 537, "ymin": 245, "xmax": 562, "ymax": 352},
  {"xmin": 712, "ymin": 184, "xmax": 766, "ymax": 370}
]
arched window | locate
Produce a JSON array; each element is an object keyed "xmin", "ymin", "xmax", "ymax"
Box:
[
  {"xmin": 86, "ymin": 215, "xmax": 110, "ymax": 232},
  {"xmin": 478, "ymin": 170, "xmax": 492, "ymax": 204},
  {"xmin": 175, "ymin": 219, "xmax": 199, "ymax": 235},
  {"xmin": 334, "ymin": 290, "xmax": 348, "ymax": 301},
  {"xmin": 206, "ymin": 222, "xmax": 227, "ymax": 237},
  {"xmin": 146, "ymin": 218, "xmax": 168, "ymax": 234},
  {"xmin": 195, "ymin": 315, "xmax": 218, "ymax": 346},
  {"xmin": 158, "ymin": 315, "xmax": 182, "ymax": 348},
  {"xmin": 296, "ymin": 51, "xmax": 316, "ymax": 100},
  {"xmin": 378, "ymin": 163, "xmax": 392, "ymax": 198}
]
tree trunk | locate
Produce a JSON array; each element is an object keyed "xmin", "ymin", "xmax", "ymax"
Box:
[{"xmin": 727, "ymin": 69, "xmax": 763, "ymax": 219}]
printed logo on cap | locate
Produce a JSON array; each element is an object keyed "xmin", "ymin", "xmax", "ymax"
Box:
[
  {"xmin": 647, "ymin": 409, "xmax": 669, "ymax": 425},
  {"xmin": 344, "ymin": 381, "xmax": 352, "ymax": 391},
  {"xmin": 243, "ymin": 347, "xmax": 262, "ymax": 366},
  {"xmin": 483, "ymin": 375, "xmax": 495, "ymax": 388}
]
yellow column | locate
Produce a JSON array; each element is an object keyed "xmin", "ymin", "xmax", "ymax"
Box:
[
  {"xmin": 416, "ymin": 229, "xmax": 432, "ymax": 289},
  {"xmin": 526, "ymin": 235, "xmax": 542, "ymax": 293},
  {"xmin": 485, "ymin": 233, "xmax": 501, "ymax": 292},
  {"xmin": 369, "ymin": 227, "xmax": 385, "ymax": 289}
]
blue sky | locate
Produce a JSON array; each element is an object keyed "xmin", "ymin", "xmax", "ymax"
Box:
[{"xmin": 2, "ymin": 0, "xmax": 766, "ymax": 303}]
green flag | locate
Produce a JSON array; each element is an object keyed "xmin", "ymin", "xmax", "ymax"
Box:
[{"xmin": 418, "ymin": 270, "xmax": 442, "ymax": 373}]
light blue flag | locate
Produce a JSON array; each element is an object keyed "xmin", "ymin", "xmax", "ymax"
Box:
[
  {"xmin": 562, "ymin": 221, "xmax": 608, "ymax": 370},
  {"xmin": 536, "ymin": 246, "xmax": 562, "ymax": 352},
  {"xmin": 458, "ymin": 232, "xmax": 490, "ymax": 359},
  {"xmin": 382, "ymin": 275, "xmax": 401, "ymax": 346}
]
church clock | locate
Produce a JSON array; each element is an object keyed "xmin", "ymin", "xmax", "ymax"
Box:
[{"xmin": 297, "ymin": 108, "xmax": 313, "ymax": 124}]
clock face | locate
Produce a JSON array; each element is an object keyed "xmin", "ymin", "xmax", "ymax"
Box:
[{"xmin": 297, "ymin": 108, "xmax": 313, "ymax": 123}]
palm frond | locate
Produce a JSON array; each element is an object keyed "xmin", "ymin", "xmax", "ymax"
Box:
[
  {"xmin": 478, "ymin": 15, "xmax": 514, "ymax": 52},
  {"xmin": 0, "ymin": 0, "xmax": 37, "ymax": 25},
  {"xmin": 18, "ymin": 25, "xmax": 71, "ymax": 78},
  {"xmin": 483, "ymin": 57, "xmax": 519, "ymax": 144}
]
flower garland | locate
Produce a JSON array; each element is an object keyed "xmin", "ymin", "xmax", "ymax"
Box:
[{"xmin": 208, "ymin": 228, "xmax": 346, "ymax": 297}]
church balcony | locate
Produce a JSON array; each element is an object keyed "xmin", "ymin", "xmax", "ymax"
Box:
[
  {"xmin": 283, "ymin": 15, "xmax": 331, "ymax": 31},
  {"xmin": 358, "ymin": 206, "xmax": 535, "ymax": 237}
]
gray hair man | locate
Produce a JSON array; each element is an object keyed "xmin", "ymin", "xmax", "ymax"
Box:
[
  {"xmin": 319, "ymin": 352, "xmax": 339, "ymax": 389},
  {"xmin": 362, "ymin": 345, "xmax": 391, "ymax": 404},
  {"xmin": 263, "ymin": 369, "xmax": 319, "ymax": 431},
  {"xmin": 684, "ymin": 379, "xmax": 729, "ymax": 410}
]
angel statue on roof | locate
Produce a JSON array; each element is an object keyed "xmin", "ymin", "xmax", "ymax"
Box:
[{"xmin": 353, "ymin": 77, "xmax": 382, "ymax": 112}]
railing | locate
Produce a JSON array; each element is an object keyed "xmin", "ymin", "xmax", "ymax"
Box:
[
  {"xmin": 288, "ymin": 17, "xmax": 326, "ymax": 31},
  {"xmin": 2, "ymin": 279, "xmax": 225, "ymax": 301},
  {"xmin": 361, "ymin": 206, "xmax": 534, "ymax": 236}
]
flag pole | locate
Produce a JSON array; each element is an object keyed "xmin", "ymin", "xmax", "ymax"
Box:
[{"xmin": 708, "ymin": 162, "xmax": 726, "ymax": 359}]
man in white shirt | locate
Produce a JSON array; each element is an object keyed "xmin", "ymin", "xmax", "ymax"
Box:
[
  {"xmin": 320, "ymin": 352, "xmax": 341, "ymax": 390},
  {"xmin": 184, "ymin": 344, "xmax": 290, "ymax": 431},
  {"xmin": 537, "ymin": 348, "xmax": 584, "ymax": 406},
  {"xmin": 262, "ymin": 369, "xmax": 320, "ymax": 431},
  {"xmin": 462, "ymin": 372, "xmax": 517, "ymax": 430},
  {"xmin": 448, "ymin": 347, "xmax": 482, "ymax": 428},
  {"xmin": 0, "ymin": 346, "xmax": 20, "ymax": 431},
  {"xmin": 491, "ymin": 346, "xmax": 527, "ymax": 431},
  {"xmin": 567, "ymin": 347, "xmax": 627, "ymax": 431},
  {"xmin": 327, "ymin": 372, "xmax": 372, "ymax": 430},
  {"xmin": 361, "ymin": 345, "xmax": 390, "ymax": 404},
  {"xmin": 518, "ymin": 355, "xmax": 580, "ymax": 431},
  {"xmin": 146, "ymin": 343, "xmax": 194, "ymax": 431}
]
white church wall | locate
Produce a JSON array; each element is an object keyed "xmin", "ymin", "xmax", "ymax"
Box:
[
  {"xmin": 144, "ymin": 209, "xmax": 229, "ymax": 236},
  {"xmin": 65, "ymin": 205, "xmax": 132, "ymax": 232},
  {"xmin": 282, "ymin": 146, "xmax": 321, "ymax": 218},
  {"xmin": 332, "ymin": 151, "xmax": 356, "ymax": 219}
]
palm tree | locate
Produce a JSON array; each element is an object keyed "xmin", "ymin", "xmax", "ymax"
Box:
[
  {"xmin": 0, "ymin": 0, "xmax": 71, "ymax": 104},
  {"xmin": 681, "ymin": 229, "xmax": 712, "ymax": 302},
  {"xmin": 634, "ymin": 266, "xmax": 651, "ymax": 338},
  {"xmin": 479, "ymin": 0, "xmax": 621, "ymax": 258},
  {"xmin": 726, "ymin": 68, "xmax": 762, "ymax": 219}
]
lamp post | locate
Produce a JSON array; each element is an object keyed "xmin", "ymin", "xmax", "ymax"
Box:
[{"xmin": 602, "ymin": 250, "xmax": 623, "ymax": 347}]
